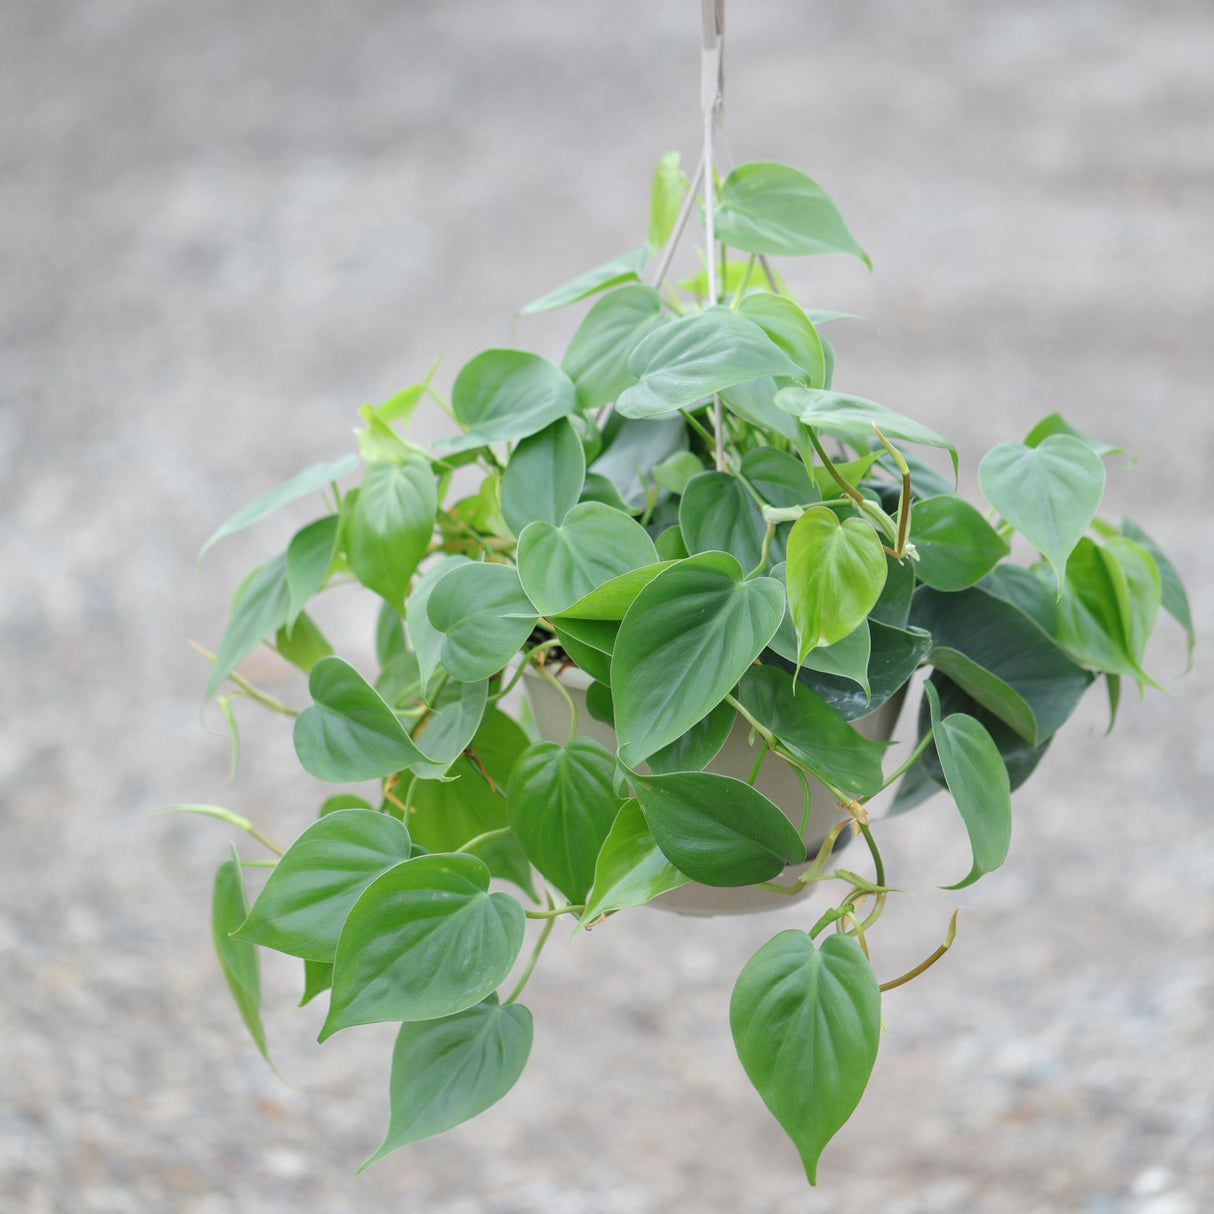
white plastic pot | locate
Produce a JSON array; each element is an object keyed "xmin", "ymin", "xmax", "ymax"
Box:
[{"xmin": 522, "ymin": 663, "xmax": 904, "ymax": 916}]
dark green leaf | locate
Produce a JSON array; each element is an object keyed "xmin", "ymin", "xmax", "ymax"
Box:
[
  {"xmin": 299, "ymin": 960, "xmax": 333, "ymax": 1006},
  {"xmin": 405, "ymin": 555, "xmax": 472, "ymax": 689},
  {"xmin": 205, "ymin": 554, "xmax": 291, "ymax": 699},
  {"xmin": 737, "ymin": 293, "xmax": 826, "ymax": 386},
  {"xmin": 679, "ymin": 471, "xmax": 766, "ymax": 571},
  {"xmin": 910, "ymin": 495, "xmax": 1011, "ymax": 591},
  {"xmin": 655, "ymin": 525, "xmax": 689, "ymax": 560},
  {"xmin": 274, "ymin": 611, "xmax": 332, "ymax": 674},
  {"xmin": 980, "ymin": 564, "xmax": 1058, "ymax": 636},
  {"xmin": 286, "ymin": 514, "xmax": 340, "ymax": 628},
  {"xmin": 427, "ymin": 562, "xmax": 537, "ymax": 682},
  {"xmin": 499, "ymin": 419, "xmax": 585, "ymax": 536},
  {"xmin": 561, "ymin": 285, "xmax": 665, "ymax": 411},
  {"xmin": 870, "ymin": 552, "xmax": 916, "ymax": 627},
  {"xmin": 520, "ymin": 247, "xmax": 647, "ymax": 314},
  {"xmin": 645, "ymin": 699, "xmax": 735, "ymax": 775},
  {"xmin": 213, "ymin": 849, "xmax": 269, "ymax": 1062}
]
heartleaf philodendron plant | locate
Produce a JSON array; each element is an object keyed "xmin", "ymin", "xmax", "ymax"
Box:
[{"xmin": 173, "ymin": 150, "xmax": 1191, "ymax": 1186}]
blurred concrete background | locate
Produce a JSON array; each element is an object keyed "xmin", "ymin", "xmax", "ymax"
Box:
[{"xmin": 2, "ymin": 1, "xmax": 1211, "ymax": 1211}]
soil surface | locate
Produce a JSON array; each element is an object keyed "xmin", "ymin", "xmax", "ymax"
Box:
[{"xmin": 2, "ymin": 2, "xmax": 1211, "ymax": 1212}]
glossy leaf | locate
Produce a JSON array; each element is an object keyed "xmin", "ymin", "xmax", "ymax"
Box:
[
  {"xmin": 617, "ymin": 309, "xmax": 803, "ymax": 419},
  {"xmin": 362, "ymin": 999, "xmax": 533, "ymax": 1167},
  {"xmin": 321, "ymin": 853, "xmax": 525, "ymax": 1038},
  {"xmin": 730, "ymin": 931, "xmax": 880, "ymax": 1184},
  {"xmin": 980, "ymin": 563, "xmax": 1059, "ymax": 636},
  {"xmin": 924, "ymin": 681, "xmax": 1012, "ymax": 889},
  {"xmin": 549, "ymin": 621, "xmax": 614, "ymax": 685},
  {"xmin": 741, "ymin": 447, "xmax": 819, "ymax": 508},
  {"xmin": 450, "ymin": 350, "xmax": 578, "ymax": 444},
  {"xmin": 561, "ymin": 284, "xmax": 665, "ymax": 411},
  {"xmin": 630, "ymin": 770, "xmax": 805, "ymax": 886},
  {"xmin": 500, "ymin": 419, "xmax": 585, "ymax": 535},
  {"xmin": 737, "ymin": 292, "xmax": 826, "ymax": 387},
  {"xmin": 786, "ymin": 508, "xmax": 886, "ymax": 660},
  {"xmin": 870, "ymin": 552, "xmax": 916, "ymax": 628},
  {"xmin": 645, "ymin": 699, "xmax": 735, "ymax": 775},
  {"xmin": 648, "ymin": 151, "xmax": 689, "ymax": 250},
  {"xmin": 213, "ymin": 849, "xmax": 269, "ymax": 1062},
  {"xmin": 405, "ymin": 555, "xmax": 472, "ymax": 689},
  {"xmin": 507, "ymin": 738, "xmax": 623, "ymax": 903},
  {"xmin": 713, "ymin": 162, "xmax": 870, "ymax": 266},
  {"xmin": 578, "ymin": 801, "xmax": 689, "ymax": 927},
  {"xmin": 978, "ymin": 435, "xmax": 1105, "ymax": 593},
  {"xmin": 294, "ymin": 657, "xmax": 426, "ymax": 782},
  {"xmin": 346, "ymin": 458, "xmax": 437, "ymax": 610},
  {"xmin": 408, "ymin": 677, "xmax": 490, "ymax": 778},
  {"xmin": 679, "ymin": 471, "xmax": 766, "ymax": 571},
  {"xmin": 236, "ymin": 810, "xmax": 414, "ymax": 961},
  {"xmin": 911, "ymin": 495, "xmax": 1010, "ymax": 591},
  {"xmin": 274, "ymin": 611, "xmax": 332, "ymax": 674},
  {"xmin": 427, "ymin": 562, "xmax": 537, "ymax": 682},
  {"xmin": 612, "ymin": 552, "xmax": 785, "ymax": 767},
  {"xmin": 299, "ymin": 960, "xmax": 333, "ymax": 1007},
  {"xmin": 739, "ymin": 666, "xmax": 886, "ymax": 796},
  {"xmin": 285, "ymin": 514, "xmax": 339, "ymax": 628},
  {"xmin": 199, "ymin": 455, "xmax": 358, "ymax": 559},
  {"xmin": 205, "ymin": 554, "xmax": 291, "ymax": 699},
  {"xmin": 520, "ymin": 247, "xmax": 647, "ymax": 314}
]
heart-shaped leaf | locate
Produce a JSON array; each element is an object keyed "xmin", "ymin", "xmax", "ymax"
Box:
[
  {"xmin": 1115, "ymin": 518, "xmax": 1192, "ymax": 667},
  {"xmin": 499, "ymin": 419, "xmax": 586, "ymax": 536},
  {"xmin": 629, "ymin": 770, "xmax": 805, "ymax": 886},
  {"xmin": 910, "ymin": 495, "xmax": 1011, "ymax": 591},
  {"xmin": 285, "ymin": 515, "xmax": 340, "ymax": 628},
  {"xmin": 730, "ymin": 931, "xmax": 880, "ymax": 1185},
  {"xmin": 679, "ymin": 470, "xmax": 767, "ymax": 572},
  {"xmin": 612, "ymin": 552, "xmax": 785, "ymax": 767},
  {"xmin": 978, "ymin": 435, "xmax": 1105, "ymax": 594},
  {"xmin": 507, "ymin": 739, "xmax": 624, "ymax": 904},
  {"xmin": 648, "ymin": 151, "xmax": 689, "ymax": 250},
  {"xmin": 737, "ymin": 292, "xmax": 826, "ymax": 386},
  {"xmin": 427, "ymin": 562, "xmax": 538, "ymax": 682},
  {"xmin": 520, "ymin": 247, "xmax": 647, "ymax": 314},
  {"xmin": 449, "ymin": 349, "xmax": 578, "ymax": 444},
  {"xmin": 361, "ymin": 999, "xmax": 533, "ymax": 1168},
  {"xmin": 236, "ymin": 809, "xmax": 414, "ymax": 961},
  {"xmin": 405, "ymin": 555, "xmax": 472, "ymax": 690},
  {"xmin": 713, "ymin": 162, "xmax": 870, "ymax": 266},
  {"xmin": 561, "ymin": 284, "xmax": 666, "ymax": 410},
  {"xmin": 321, "ymin": 853, "xmax": 525, "ymax": 1039},
  {"xmin": 589, "ymin": 414, "xmax": 688, "ymax": 509},
  {"xmin": 554, "ymin": 561, "xmax": 672, "ymax": 621}
]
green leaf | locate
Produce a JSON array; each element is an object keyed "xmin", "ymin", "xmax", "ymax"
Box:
[
  {"xmin": 630, "ymin": 770, "xmax": 805, "ymax": 886},
  {"xmin": 651, "ymin": 450, "xmax": 704, "ymax": 496},
  {"xmin": 590, "ymin": 414, "xmax": 688, "ymax": 509},
  {"xmin": 741, "ymin": 447, "xmax": 820, "ymax": 508},
  {"xmin": 612, "ymin": 552, "xmax": 785, "ymax": 767},
  {"xmin": 294, "ymin": 657, "xmax": 426, "ymax": 782},
  {"xmin": 978, "ymin": 435, "xmax": 1105, "ymax": 594},
  {"xmin": 578, "ymin": 801, "xmax": 689, "ymax": 926},
  {"xmin": 285, "ymin": 515, "xmax": 340, "ymax": 628},
  {"xmin": 346, "ymin": 458, "xmax": 437, "ymax": 610},
  {"xmin": 579, "ymin": 471, "xmax": 635, "ymax": 514},
  {"xmin": 679, "ymin": 471, "xmax": 766, "ymax": 571},
  {"xmin": 516, "ymin": 501, "xmax": 658, "ymax": 617},
  {"xmin": 362, "ymin": 999, "xmax": 533, "ymax": 1168},
  {"xmin": 448, "ymin": 350, "xmax": 578, "ymax": 445},
  {"xmin": 1115, "ymin": 517, "xmax": 1193, "ymax": 667},
  {"xmin": 786, "ymin": 508, "xmax": 886, "ymax": 660},
  {"xmin": 739, "ymin": 666, "xmax": 887, "ymax": 797},
  {"xmin": 405, "ymin": 555, "xmax": 472, "ymax": 689},
  {"xmin": 299, "ymin": 960, "xmax": 333, "ymax": 1006},
  {"xmin": 655, "ymin": 525, "xmax": 690, "ymax": 561},
  {"xmin": 199, "ymin": 455, "xmax": 358, "ymax": 559},
  {"xmin": 924, "ymin": 681, "xmax": 1012, "ymax": 888},
  {"xmin": 549, "ymin": 622, "xmax": 614, "ymax": 686},
  {"xmin": 910, "ymin": 495, "xmax": 1011, "ymax": 591},
  {"xmin": 645, "ymin": 699, "xmax": 735, "ymax": 775},
  {"xmin": 561, "ymin": 284, "xmax": 666, "ymax": 411},
  {"xmin": 427, "ymin": 562, "xmax": 538, "ymax": 682},
  {"xmin": 980, "ymin": 564, "xmax": 1059, "ymax": 636},
  {"xmin": 407, "ymin": 677, "xmax": 490, "ymax": 779},
  {"xmin": 375, "ymin": 600, "xmax": 407, "ymax": 668},
  {"xmin": 236, "ymin": 810, "xmax": 413, "ymax": 961},
  {"xmin": 617, "ymin": 308, "xmax": 804, "ymax": 419},
  {"xmin": 520, "ymin": 247, "xmax": 647, "ymax": 314},
  {"xmin": 499, "ymin": 418, "xmax": 586, "ymax": 535},
  {"xmin": 721, "ymin": 378, "xmax": 805, "ymax": 443},
  {"xmin": 809, "ymin": 451, "xmax": 883, "ymax": 500},
  {"xmin": 775, "ymin": 388, "xmax": 958, "ymax": 478},
  {"xmin": 870, "ymin": 552, "xmax": 916, "ymax": 628},
  {"xmin": 205, "ymin": 554, "xmax": 291, "ymax": 700},
  {"xmin": 730, "ymin": 931, "xmax": 880, "ymax": 1185},
  {"xmin": 1025, "ymin": 412, "xmax": 1126, "ymax": 458},
  {"xmin": 274, "ymin": 611, "xmax": 332, "ymax": 674},
  {"xmin": 737, "ymin": 293, "xmax": 826, "ymax": 387},
  {"xmin": 507, "ymin": 739, "xmax": 624, "ymax": 904},
  {"xmin": 213, "ymin": 848, "xmax": 269, "ymax": 1062},
  {"xmin": 679, "ymin": 257, "xmax": 780, "ymax": 301},
  {"xmin": 713, "ymin": 162, "xmax": 870, "ymax": 266},
  {"xmin": 648, "ymin": 151, "xmax": 689, "ymax": 250},
  {"xmin": 321, "ymin": 853, "xmax": 525, "ymax": 1038},
  {"xmin": 911, "ymin": 587, "xmax": 1095, "ymax": 744}
]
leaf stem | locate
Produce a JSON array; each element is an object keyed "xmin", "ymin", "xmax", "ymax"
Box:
[
  {"xmin": 524, "ymin": 903, "xmax": 584, "ymax": 920},
  {"xmin": 489, "ymin": 638, "xmax": 563, "ymax": 702},
  {"xmin": 745, "ymin": 520, "xmax": 776, "ymax": 579},
  {"xmin": 189, "ymin": 641, "xmax": 300, "ymax": 717},
  {"xmin": 679, "ymin": 407, "xmax": 716, "ymax": 451},
  {"xmin": 456, "ymin": 825, "xmax": 512, "ymax": 854},
  {"xmin": 729, "ymin": 253, "xmax": 757, "ymax": 310},
  {"xmin": 535, "ymin": 662, "xmax": 578, "ymax": 746},
  {"xmin": 872, "ymin": 727, "xmax": 935, "ymax": 794},
  {"xmin": 504, "ymin": 893, "xmax": 557, "ymax": 1005},
  {"xmin": 804, "ymin": 425, "xmax": 865, "ymax": 505},
  {"xmin": 879, "ymin": 909, "xmax": 960, "ymax": 992},
  {"xmin": 746, "ymin": 739, "xmax": 768, "ymax": 787}
]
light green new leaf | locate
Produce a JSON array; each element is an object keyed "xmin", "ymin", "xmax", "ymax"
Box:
[
  {"xmin": 713, "ymin": 162, "xmax": 870, "ymax": 266},
  {"xmin": 499, "ymin": 419, "xmax": 586, "ymax": 536},
  {"xmin": 236, "ymin": 809, "xmax": 414, "ymax": 961},
  {"xmin": 578, "ymin": 801, "xmax": 689, "ymax": 927},
  {"xmin": 520, "ymin": 247, "xmax": 647, "ymax": 314},
  {"xmin": 617, "ymin": 308, "xmax": 804, "ymax": 419},
  {"xmin": 507, "ymin": 738, "xmax": 624, "ymax": 904},
  {"xmin": 321, "ymin": 853, "xmax": 525, "ymax": 1039},
  {"xmin": 274, "ymin": 611, "xmax": 332, "ymax": 674},
  {"xmin": 1024, "ymin": 412, "xmax": 1126, "ymax": 458},
  {"xmin": 911, "ymin": 495, "xmax": 1011, "ymax": 591},
  {"xmin": 679, "ymin": 471, "xmax": 766, "ymax": 572},
  {"xmin": 449, "ymin": 350, "xmax": 578, "ymax": 444},
  {"xmin": 516, "ymin": 501, "xmax": 658, "ymax": 617},
  {"xmin": 213, "ymin": 848, "xmax": 270, "ymax": 1062},
  {"xmin": 294, "ymin": 657, "xmax": 426, "ymax": 782},
  {"xmin": 405, "ymin": 555, "xmax": 472, "ymax": 690},
  {"xmin": 553, "ymin": 562, "xmax": 673, "ymax": 621},
  {"xmin": 730, "ymin": 931, "xmax": 880, "ymax": 1185},
  {"xmin": 924, "ymin": 681, "xmax": 1012, "ymax": 889},
  {"xmin": 205, "ymin": 553, "xmax": 292, "ymax": 700},
  {"xmin": 786, "ymin": 508, "xmax": 886, "ymax": 660},
  {"xmin": 648, "ymin": 151, "xmax": 689, "ymax": 250},
  {"xmin": 199, "ymin": 454, "xmax": 358, "ymax": 559},
  {"xmin": 561, "ymin": 284, "xmax": 666, "ymax": 411},
  {"xmin": 737, "ymin": 292, "xmax": 826, "ymax": 387},
  {"xmin": 612, "ymin": 552, "xmax": 785, "ymax": 767},
  {"xmin": 427, "ymin": 562, "xmax": 538, "ymax": 682},
  {"xmin": 346, "ymin": 458, "xmax": 437, "ymax": 610},
  {"xmin": 630, "ymin": 770, "xmax": 805, "ymax": 887},
  {"xmin": 651, "ymin": 450, "xmax": 704, "ymax": 496},
  {"xmin": 361, "ymin": 999, "xmax": 533, "ymax": 1168},
  {"xmin": 978, "ymin": 435, "xmax": 1105, "ymax": 594},
  {"xmin": 285, "ymin": 515, "xmax": 340, "ymax": 628}
]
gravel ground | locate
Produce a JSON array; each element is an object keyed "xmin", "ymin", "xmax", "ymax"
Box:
[{"xmin": 2, "ymin": 2, "xmax": 1211, "ymax": 1211}]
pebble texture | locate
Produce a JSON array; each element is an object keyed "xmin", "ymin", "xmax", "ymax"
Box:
[{"xmin": 2, "ymin": 2, "xmax": 1211, "ymax": 1211}]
